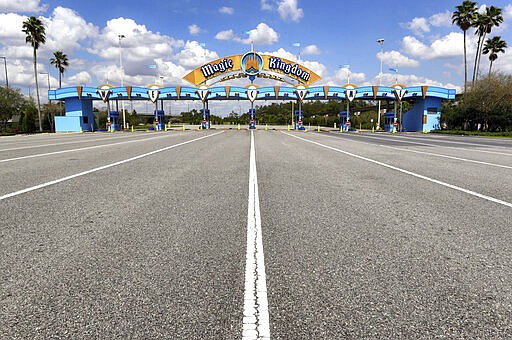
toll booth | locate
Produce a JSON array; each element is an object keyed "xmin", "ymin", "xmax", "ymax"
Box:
[
  {"xmin": 108, "ymin": 111, "xmax": 121, "ymax": 131},
  {"xmin": 248, "ymin": 108, "xmax": 256, "ymax": 129},
  {"xmin": 295, "ymin": 110, "xmax": 305, "ymax": 130},
  {"xmin": 384, "ymin": 112, "xmax": 397, "ymax": 132},
  {"xmin": 339, "ymin": 111, "xmax": 351, "ymax": 131},
  {"xmin": 154, "ymin": 110, "xmax": 165, "ymax": 131},
  {"xmin": 201, "ymin": 108, "xmax": 210, "ymax": 129}
]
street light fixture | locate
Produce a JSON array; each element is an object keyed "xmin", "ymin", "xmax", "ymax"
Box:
[
  {"xmin": 376, "ymin": 38, "xmax": 384, "ymax": 130},
  {"xmin": 0, "ymin": 57, "xmax": 8, "ymax": 88},
  {"xmin": 118, "ymin": 34, "xmax": 126, "ymax": 129}
]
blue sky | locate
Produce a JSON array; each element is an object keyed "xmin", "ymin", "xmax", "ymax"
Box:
[{"xmin": 1, "ymin": 0, "xmax": 512, "ymax": 113}]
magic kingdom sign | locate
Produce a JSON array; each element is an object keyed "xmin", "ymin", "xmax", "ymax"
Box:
[{"xmin": 183, "ymin": 51, "xmax": 321, "ymax": 86}]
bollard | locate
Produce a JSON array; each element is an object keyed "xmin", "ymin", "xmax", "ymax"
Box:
[
  {"xmin": 317, "ymin": 125, "xmax": 320, "ymax": 132},
  {"xmin": 287, "ymin": 125, "xmax": 290, "ymax": 131},
  {"xmin": 265, "ymin": 124, "xmax": 268, "ymax": 131},
  {"xmin": 182, "ymin": 124, "xmax": 185, "ymax": 131},
  {"xmin": 131, "ymin": 125, "xmax": 134, "ymax": 133},
  {"xmin": 79, "ymin": 126, "xmax": 83, "ymax": 134},
  {"xmin": 237, "ymin": 124, "xmax": 240, "ymax": 130},
  {"xmin": 372, "ymin": 126, "xmax": 375, "ymax": 133}
]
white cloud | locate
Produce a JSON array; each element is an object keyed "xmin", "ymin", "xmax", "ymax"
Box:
[
  {"xmin": 88, "ymin": 17, "xmax": 184, "ymax": 63},
  {"xmin": 277, "ymin": 0, "xmax": 303, "ymax": 22},
  {"xmin": 378, "ymin": 50, "xmax": 420, "ymax": 68},
  {"xmin": 219, "ymin": 6, "xmax": 234, "ymax": 15},
  {"xmin": 405, "ymin": 17, "xmax": 430, "ymax": 35},
  {"xmin": 301, "ymin": 44, "xmax": 320, "ymax": 55},
  {"xmin": 244, "ymin": 23, "xmax": 279, "ymax": 45},
  {"xmin": 66, "ymin": 71, "xmax": 91, "ymax": 86},
  {"xmin": 334, "ymin": 67, "xmax": 366, "ymax": 84},
  {"xmin": 402, "ymin": 10, "xmax": 453, "ymax": 36},
  {"xmin": 430, "ymin": 10, "xmax": 452, "ymax": 27},
  {"xmin": 0, "ymin": 13, "xmax": 28, "ymax": 46},
  {"xmin": 188, "ymin": 24, "xmax": 201, "ymax": 35},
  {"xmin": 44, "ymin": 7, "xmax": 99, "ymax": 52},
  {"xmin": 174, "ymin": 40, "xmax": 219, "ymax": 68},
  {"xmin": 261, "ymin": 0, "xmax": 272, "ymax": 11},
  {"xmin": 0, "ymin": 0, "xmax": 48, "ymax": 13},
  {"xmin": 215, "ymin": 29, "xmax": 235, "ymax": 40},
  {"xmin": 402, "ymin": 32, "xmax": 473, "ymax": 61}
]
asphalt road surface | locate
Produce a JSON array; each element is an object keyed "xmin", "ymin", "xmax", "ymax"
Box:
[{"xmin": 1, "ymin": 129, "xmax": 511, "ymax": 339}]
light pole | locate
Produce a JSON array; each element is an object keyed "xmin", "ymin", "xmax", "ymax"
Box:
[
  {"xmin": 118, "ymin": 34, "xmax": 126, "ymax": 129},
  {"xmin": 0, "ymin": 56, "xmax": 8, "ymax": 88},
  {"xmin": 377, "ymin": 38, "xmax": 384, "ymax": 130}
]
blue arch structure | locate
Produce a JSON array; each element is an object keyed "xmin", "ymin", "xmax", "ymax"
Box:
[{"xmin": 49, "ymin": 85, "xmax": 455, "ymax": 132}]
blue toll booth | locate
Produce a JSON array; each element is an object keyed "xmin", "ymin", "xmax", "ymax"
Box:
[
  {"xmin": 109, "ymin": 111, "xmax": 121, "ymax": 131},
  {"xmin": 248, "ymin": 108, "xmax": 256, "ymax": 129},
  {"xmin": 339, "ymin": 111, "xmax": 352, "ymax": 131},
  {"xmin": 384, "ymin": 112, "xmax": 397, "ymax": 132},
  {"xmin": 201, "ymin": 108, "xmax": 210, "ymax": 129},
  {"xmin": 295, "ymin": 110, "xmax": 305, "ymax": 130},
  {"xmin": 154, "ymin": 110, "xmax": 165, "ymax": 130}
]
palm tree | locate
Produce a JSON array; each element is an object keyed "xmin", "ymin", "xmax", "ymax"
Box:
[
  {"xmin": 472, "ymin": 6, "xmax": 503, "ymax": 82},
  {"xmin": 452, "ymin": 1, "xmax": 477, "ymax": 92},
  {"xmin": 483, "ymin": 36, "xmax": 507, "ymax": 76},
  {"xmin": 22, "ymin": 16, "xmax": 46, "ymax": 132},
  {"xmin": 50, "ymin": 51, "xmax": 69, "ymax": 88}
]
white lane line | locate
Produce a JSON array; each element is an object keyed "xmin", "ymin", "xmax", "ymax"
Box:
[
  {"xmin": 379, "ymin": 144, "xmax": 512, "ymax": 170},
  {"xmin": 0, "ymin": 131, "xmax": 224, "ymax": 201},
  {"xmin": 350, "ymin": 134, "xmax": 512, "ymax": 156},
  {"xmin": 1, "ymin": 134, "xmax": 175, "ymax": 163},
  {"xmin": 0, "ymin": 134, "xmax": 138, "ymax": 152},
  {"xmin": 243, "ymin": 130, "xmax": 270, "ymax": 339},
  {"xmin": 323, "ymin": 134, "xmax": 512, "ymax": 170},
  {"xmin": 284, "ymin": 132, "xmax": 512, "ymax": 209}
]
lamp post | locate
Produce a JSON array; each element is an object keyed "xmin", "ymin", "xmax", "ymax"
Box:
[
  {"xmin": 118, "ymin": 34, "xmax": 126, "ymax": 129},
  {"xmin": 377, "ymin": 38, "xmax": 384, "ymax": 130},
  {"xmin": 0, "ymin": 56, "xmax": 8, "ymax": 88}
]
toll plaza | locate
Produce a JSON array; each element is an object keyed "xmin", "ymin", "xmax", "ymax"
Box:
[{"xmin": 49, "ymin": 50, "xmax": 456, "ymax": 133}]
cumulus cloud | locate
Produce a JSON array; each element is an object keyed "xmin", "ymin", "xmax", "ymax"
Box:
[
  {"xmin": 334, "ymin": 67, "xmax": 366, "ymax": 84},
  {"xmin": 403, "ymin": 17, "xmax": 430, "ymax": 35},
  {"xmin": 188, "ymin": 24, "xmax": 202, "ymax": 35},
  {"xmin": 402, "ymin": 32, "xmax": 472, "ymax": 60},
  {"xmin": 88, "ymin": 17, "xmax": 184, "ymax": 63},
  {"xmin": 244, "ymin": 23, "xmax": 279, "ymax": 45},
  {"xmin": 44, "ymin": 6, "xmax": 99, "ymax": 52},
  {"xmin": 378, "ymin": 50, "xmax": 420, "ymax": 68},
  {"xmin": 219, "ymin": 6, "xmax": 234, "ymax": 15},
  {"xmin": 401, "ymin": 10, "xmax": 454, "ymax": 36},
  {"xmin": 430, "ymin": 10, "xmax": 452, "ymax": 27},
  {"xmin": 174, "ymin": 40, "xmax": 219, "ymax": 68},
  {"xmin": 215, "ymin": 29, "xmax": 235, "ymax": 40},
  {"xmin": 0, "ymin": 0, "xmax": 48, "ymax": 13},
  {"xmin": 301, "ymin": 44, "xmax": 320, "ymax": 55},
  {"xmin": 277, "ymin": 0, "xmax": 303, "ymax": 22},
  {"xmin": 66, "ymin": 71, "xmax": 91, "ymax": 86}
]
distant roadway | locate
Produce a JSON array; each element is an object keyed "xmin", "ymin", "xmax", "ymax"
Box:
[{"xmin": 1, "ymin": 128, "xmax": 511, "ymax": 339}]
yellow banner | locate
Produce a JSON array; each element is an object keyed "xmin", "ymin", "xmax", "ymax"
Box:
[{"xmin": 183, "ymin": 53, "xmax": 321, "ymax": 86}]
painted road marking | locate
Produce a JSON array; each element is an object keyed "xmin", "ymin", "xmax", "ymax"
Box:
[
  {"xmin": 1, "ymin": 134, "xmax": 175, "ymax": 163},
  {"xmin": 0, "ymin": 132, "xmax": 224, "ymax": 201},
  {"xmin": 322, "ymin": 134, "xmax": 512, "ymax": 170},
  {"xmin": 349, "ymin": 133, "xmax": 512, "ymax": 156},
  {"xmin": 284, "ymin": 132, "xmax": 512, "ymax": 209},
  {"xmin": 0, "ymin": 134, "xmax": 139, "ymax": 152},
  {"xmin": 243, "ymin": 130, "xmax": 270, "ymax": 339},
  {"xmin": 378, "ymin": 144, "xmax": 512, "ymax": 170}
]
